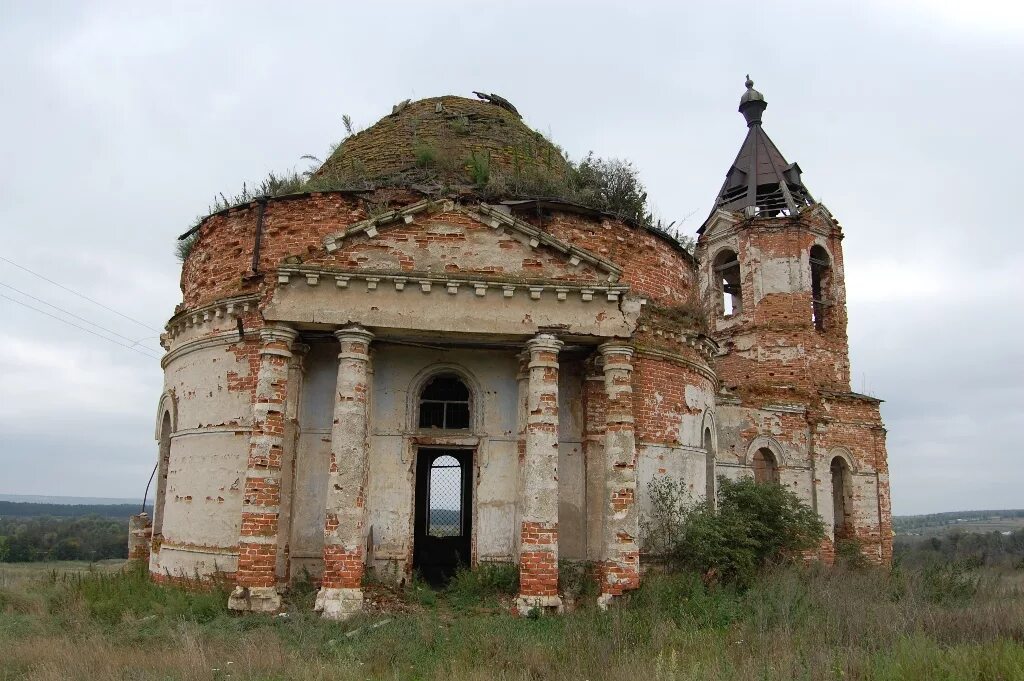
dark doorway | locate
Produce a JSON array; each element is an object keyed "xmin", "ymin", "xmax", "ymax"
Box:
[{"xmin": 413, "ymin": 448, "xmax": 473, "ymax": 585}]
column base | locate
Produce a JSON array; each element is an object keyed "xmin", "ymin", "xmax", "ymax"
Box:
[
  {"xmin": 314, "ymin": 587, "xmax": 364, "ymax": 620},
  {"xmin": 596, "ymin": 592, "xmax": 620, "ymax": 610},
  {"xmin": 227, "ymin": 586, "xmax": 282, "ymax": 614},
  {"xmin": 515, "ymin": 594, "xmax": 563, "ymax": 616}
]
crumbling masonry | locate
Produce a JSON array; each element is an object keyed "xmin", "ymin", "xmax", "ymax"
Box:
[{"xmin": 143, "ymin": 82, "xmax": 891, "ymax": 618}]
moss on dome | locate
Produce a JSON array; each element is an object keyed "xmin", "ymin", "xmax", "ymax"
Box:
[{"xmin": 317, "ymin": 96, "xmax": 569, "ymax": 187}]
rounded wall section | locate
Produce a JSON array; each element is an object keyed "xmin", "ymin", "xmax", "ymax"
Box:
[
  {"xmin": 633, "ymin": 343, "xmax": 717, "ymax": 522},
  {"xmin": 180, "ymin": 193, "xmax": 370, "ymax": 309},
  {"xmin": 151, "ymin": 314, "xmax": 262, "ymax": 580},
  {"xmin": 530, "ymin": 211, "xmax": 698, "ymax": 308}
]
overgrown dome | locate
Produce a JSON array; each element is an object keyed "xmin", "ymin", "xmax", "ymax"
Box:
[{"xmin": 316, "ymin": 95, "xmax": 570, "ymax": 188}]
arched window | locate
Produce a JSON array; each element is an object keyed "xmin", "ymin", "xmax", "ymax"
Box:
[
  {"xmin": 154, "ymin": 411, "xmax": 172, "ymax": 538},
  {"xmin": 810, "ymin": 245, "xmax": 831, "ymax": 331},
  {"xmin": 714, "ymin": 249, "xmax": 742, "ymax": 316},
  {"xmin": 752, "ymin": 447, "xmax": 779, "ymax": 484},
  {"xmin": 704, "ymin": 427, "xmax": 716, "ymax": 508},
  {"xmin": 830, "ymin": 456, "xmax": 852, "ymax": 538},
  {"xmin": 418, "ymin": 374, "xmax": 471, "ymax": 430}
]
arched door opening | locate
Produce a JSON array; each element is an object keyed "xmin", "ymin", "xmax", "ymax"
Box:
[
  {"xmin": 751, "ymin": 447, "xmax": 779, "ymax": 484},
  {"xmin": 413, "ymin": 449, "xmax": 473, "ymax": 585}
]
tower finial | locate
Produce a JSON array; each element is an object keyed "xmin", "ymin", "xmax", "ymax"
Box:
[{"xmin": 738, "ymin": 75, "xmax": 766, "ymax": 127}]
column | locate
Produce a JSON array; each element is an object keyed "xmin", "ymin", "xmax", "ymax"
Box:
[
  {"xmin": 229, "ymin": 324, "xmax": 298, "ymax": 613},
  {"xmin": 516, "ymin": 333, "xmax": 563, "ymax": 615},
  {"xmin": 315, "ymin": 325, "xmax": 374, "ymax": 620},
  {"xmin": 597, "ymin": 342, "xmax": 640, "ymax": 608}
]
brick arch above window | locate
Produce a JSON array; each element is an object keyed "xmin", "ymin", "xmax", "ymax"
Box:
[
  {"xmin": 742, "ymin": 435, "xmax": 787, "ymax": 468},
  {"xmin": 154, "ymin": 390, "xmax": 177, "ymax": 441}
]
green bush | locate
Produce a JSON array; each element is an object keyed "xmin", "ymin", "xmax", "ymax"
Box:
[
  {"xmin": 918, "ymin": 561, "xmax": 979, "ymax": 605},
  {"xmin": 643, "ymin": 476, "xmax": 825, "ymax": 587}
]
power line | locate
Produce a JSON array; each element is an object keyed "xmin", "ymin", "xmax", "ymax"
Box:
[
  {"xmin": 0, "ymin": 255, "xmax": 162, "ymax": 333},
  {"xmin": 0, "ymin": 281, "xmax": 161, "ymax": 349},
  {"xmin": 0, "ymin": 293, "xmax": 162, "ymax": 361}
]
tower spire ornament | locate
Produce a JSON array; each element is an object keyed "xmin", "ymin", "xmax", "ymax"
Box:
[{"xmin": 738, "ymin": 74, "xmax": 767, "ymax": 127}]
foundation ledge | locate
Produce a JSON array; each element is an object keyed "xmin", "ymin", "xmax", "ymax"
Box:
[
  {"xmin": 314, "ymin": 587, "xmax": 364, "ymax": 620},
  {"xmin": 227, "ymin": 586, "xmax": 282, "ymax": 614},
  {"xmin": 515, "ymin": 594, "xmax": 563, "ymax": 616}
]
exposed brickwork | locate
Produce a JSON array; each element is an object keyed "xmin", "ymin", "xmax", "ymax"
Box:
[
  {"xmin": 232, "ymin": 326, "xmax": 296, "ymax": 605},
  {"xmin": 159, "ymin": 95, "xmax": 892, "ymax": 607},
  {"xmin": 525, "ymin": 212, "xmax": 697, "ymax": 307},
  {"xmin": 320, "ymin": 546, "xmax": 365, "ymax": 589},
  {"xmin": 518, "ymin": 335, "xmax": 563, "ymax": 604}
]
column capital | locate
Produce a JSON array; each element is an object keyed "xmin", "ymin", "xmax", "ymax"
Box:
[
  {"xmin": 525, "ymin": 333, "xmax": 563, "ymax": 354},
  {"xmin": 259, "ymin": 324, "xmax": 299, "ymax": 346},
  {"xmin": 598, "ymin": 341, "xmax": 634, "ymax": 361},
  {"xmin": 333, "ymin": 325, "xmax": 374, "ymax": 345}
]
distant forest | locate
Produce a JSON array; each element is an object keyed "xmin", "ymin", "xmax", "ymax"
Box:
[
  {"xmin": 895, "ymin": 528, "xmax": 1024, "ymax": 568},
  {"xmin": 894, "ymin": 509, "xmax": 1024, "ymax": 533},
  {"xmin": 0, "ymin": 501, "xmax": 149, "ymax": 563}
]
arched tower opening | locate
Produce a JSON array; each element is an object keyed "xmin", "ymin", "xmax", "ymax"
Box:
[
  {"xmin": 810, "ymin": 245, "xmax": 832, "ymax": 331},
  {"xmin": 830, "ymin": 456, "xmax": 853, "ymax": 539},
  {"xmin": 713, "ymin": 249, "xmax": 742, "ymax": 316}
]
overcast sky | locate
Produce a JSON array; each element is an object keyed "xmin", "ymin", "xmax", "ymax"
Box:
[{"xmin": 0, "ymin": 1, "xmax": 1021, "ymax": 515}]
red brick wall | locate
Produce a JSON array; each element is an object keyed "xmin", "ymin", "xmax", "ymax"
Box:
[{"xmin": 180, "ymin": 194, "xmax": 699, "ymax": 311}]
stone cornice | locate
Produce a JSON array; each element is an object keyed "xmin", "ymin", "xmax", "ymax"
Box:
[
  {"xmin": 275, "ymin": 265, "xmax": 631, "ymax": 304},
  {"xmin": 164, "ymin": 294, "xmax": 261, "ymax": 344}
]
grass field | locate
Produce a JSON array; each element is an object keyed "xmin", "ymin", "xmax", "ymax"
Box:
[{"xmin": 0, "ymin": 560, "xmax": 1022, "ymax": 680}]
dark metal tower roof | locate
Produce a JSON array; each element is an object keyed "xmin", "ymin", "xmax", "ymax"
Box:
[{"xmin": 701, "ymin": 77, "xmax": 815, "ymax": 231}]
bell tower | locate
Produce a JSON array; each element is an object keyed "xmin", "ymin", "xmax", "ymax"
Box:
[{"xmin": 696, "ymin": 77, "xmax": 852, "ymax": 395}]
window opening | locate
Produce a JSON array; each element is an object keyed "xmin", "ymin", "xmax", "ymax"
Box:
[
  {"xmin": 830, "ymin": 456, "xmax": 852, "ymax": 538},
  {"xmin": 154, "ymin": 412, "xmax": 171, "ymax": 537},
  {"xmin": 714, "ymin": 250, "xmax": 742, "ymax": 316},
  {"xmin": 810, "ymin": 245, "xmax": 831, "ymax": 331},
  {"xmin": 419, "ymin": 374, "xmax": 470, "ymax": 430},
  {"xmin": 428, "ymin": 455, "xmax": 463, "ymax": 537},
  {"xmin": 752, "ymin": 447, "xmax": 779, "ymax": 484},
  {"xmin": 704, "ymin": 427, "xmax": 716, "ymax": 508}
]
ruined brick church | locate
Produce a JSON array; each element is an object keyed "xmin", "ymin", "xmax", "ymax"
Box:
[{"xmin": 142, "ymin": 80, "xmax": 892, "ymax": 618}]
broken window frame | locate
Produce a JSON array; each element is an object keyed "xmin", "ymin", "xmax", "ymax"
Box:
[
  {"xmin": 713, "ymin": 249, "xmax": 742, "ymax": 317},
  {"xmin": 810, "ymin": 245, "xmax": 831, "ymax": 332},
  {"xmin": 418, "ymin": 374, "xmax": 472, "ymax": 430}
]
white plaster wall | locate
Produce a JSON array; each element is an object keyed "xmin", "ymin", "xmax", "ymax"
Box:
[
  {"xmin": 154, "ymin": 341, "xmax": 254, "ymax": 577},
  {"xmin": 636, "ymin": 443, "xmax": 708, "ymax": 543},
  {"xmin": 281, "ymin": 341, "xmax": 588, "ymax": 580},
  {"xmin": 368, "ymin": 345, "xmax": 524, "ymax": 576},
  {"xmin": 288, "ymin": 341, "xmax": 337, "ymax": 578},
  {"xmin": 558, "ymin": 359, "xmax": 586, "ymax": 560}
]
